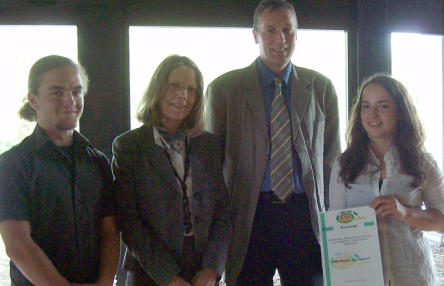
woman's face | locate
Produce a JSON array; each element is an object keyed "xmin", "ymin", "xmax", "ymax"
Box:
[
  {"xmin": 360, "ymin": 83, "xmax": 398, "ymax": 144},
  {"xmin": 160, "ymin": 66, "xmax": 197, "ymax": 132}
]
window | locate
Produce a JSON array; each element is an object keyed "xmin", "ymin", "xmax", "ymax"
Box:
[
  {"xmin": 0, "ymin": 25, "xmax": 77, "ymax": 155},
  {"xmin": 392, "ymin": 32, "xmax": 444, "ymax": 280},
  {"xmin": 392, "ymin": 32, "xmax": 443, "ymax": 170},
  {"xmin": 129, "ymin": 26, "xmax": 348, "ymax": 144}
]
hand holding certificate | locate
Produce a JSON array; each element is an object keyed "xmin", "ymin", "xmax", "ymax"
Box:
[{"xmin": 319, "ymin": 206, "xmax": 384, "ymax": 286}]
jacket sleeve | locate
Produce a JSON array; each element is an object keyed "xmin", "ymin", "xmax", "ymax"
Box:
[
  {"xmin": 200, "ymin": 136, "xmax": 232, "ymax": 276},
  {"xmin": 323, "ymin": 79, "xmax": 341, "ymax": 210},
  {"xmin": 422, "ymin": 156, "xmax": 444, "ymax": 213},
  {"xmin": 328, "ymin": 158, "xmax": 346, "ymax": 210},
  {"xmin": 111, "ymin": 135, "xmax": 180, "ymax": 286},
  {"xmin": 204, "ymin": 79, "xmax": 228, "ymax": 159}
]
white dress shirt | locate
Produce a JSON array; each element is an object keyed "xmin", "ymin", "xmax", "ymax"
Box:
[{"xmin": 329, "ymin": 146, "xmax": 444, "ymax": 286}]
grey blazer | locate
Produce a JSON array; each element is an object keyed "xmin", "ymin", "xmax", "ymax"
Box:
[
  {"xmin": 205, "ymin": 60, "xmax": 341, "ymax": 283},
  {"xmin": 111, "ymin": 124, "xmax": 231, "ymax": 286}
]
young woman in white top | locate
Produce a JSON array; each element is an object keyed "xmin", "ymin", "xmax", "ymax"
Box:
[{"xmin": 329, "ymin": 73, "xmax": 444, "ymax": 286}]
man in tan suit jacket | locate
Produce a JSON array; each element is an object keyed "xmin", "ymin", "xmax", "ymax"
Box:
[{"xmin": 205, "ymin": 0, "xmax": 340, "ymax": 285}]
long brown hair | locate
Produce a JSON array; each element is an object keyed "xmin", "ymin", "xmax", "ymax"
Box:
[{"xmin": 339, "ymin": 73, "xmax": 427, "ymax": 188}]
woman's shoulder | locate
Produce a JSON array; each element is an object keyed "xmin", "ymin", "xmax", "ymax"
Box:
[
  {"xmin": 190, "ymin": 131, "xmax": 223, "ymax": 156},
  {"xmin": 192, "ymin": 130, "xmax": 218, "ymax": 144},
  {"xmin": 422, "ymin": 153, "xmax": 442, "ymax": 175},
  {"xmin": 113, "ymin": 125, "xmax": 153, "ymax": 148}
]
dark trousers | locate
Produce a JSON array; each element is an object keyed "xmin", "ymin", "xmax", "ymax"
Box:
[
  {"xmin": 126, "ymin": 236, "xmax": 199, "ymax": 286},
  {"xmin": 235, "ymin": 192, "xmax": 323, "ymax": 286}
]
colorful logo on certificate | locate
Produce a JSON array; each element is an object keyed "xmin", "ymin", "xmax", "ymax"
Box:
[
  {"xmin": 336, "ymin": 210, "xmax": 366, "ymax": 223},
  {"xmin": 330, "ymin": 252, "xmax": 371, "ymax": 268}
]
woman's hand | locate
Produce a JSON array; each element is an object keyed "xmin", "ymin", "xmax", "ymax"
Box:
[
  {"xmin": 370, "ymin": 195, "xmax": 408, "ymax": 221},
  {"xmin": 370, "ymin": 195, "xmax": 444, "ymax": 231},
  {"xmin": 191, "ymin": 269, "xmax": 218, "ymax": 286},
  {"xmin": 167, "ymin": 275, "xmax": 191, "ymax": 286}
]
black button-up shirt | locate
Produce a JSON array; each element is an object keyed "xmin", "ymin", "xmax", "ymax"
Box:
[{"xmin": 0, "ymin": 125, "xmax": 114, "ymax": 285}]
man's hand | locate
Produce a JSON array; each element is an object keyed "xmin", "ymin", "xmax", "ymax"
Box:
[
  {"xmin": 167, "ymin": 274, "xmax": 191, "ymax": 286},
  {"xmin": 191, "ymin": 269, "xmax": 218, "ymax": 286}
]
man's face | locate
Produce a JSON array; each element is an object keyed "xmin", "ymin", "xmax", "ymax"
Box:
[
  {"xmin": 29, "ymin": 66, "xmax": 84, "ymax": 134},
  {"xmin": 253, "ymin": 8, "xmax": 297, "ymax": 73}
]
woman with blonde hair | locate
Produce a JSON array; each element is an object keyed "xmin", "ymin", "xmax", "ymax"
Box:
[
  {"xmin": 112, "ymin": 55, "xmax": 231, "ymax": 286},
  {"xmin": 329, "ymin": 73, "xmax": 444, "ymax": 285}
]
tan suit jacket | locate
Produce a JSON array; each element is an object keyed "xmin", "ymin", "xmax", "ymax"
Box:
[
  {"xmin": 205, "ymin": 60, "xmax": 340, "ymax": 283},
  {"xmin": 111, "ymin": 125, "xmax": 231, "ymax": 286}
]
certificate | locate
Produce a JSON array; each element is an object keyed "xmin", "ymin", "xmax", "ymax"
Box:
[{"xmin": 319, "ymin": 206, "xmax": 384, "ymax": 286}]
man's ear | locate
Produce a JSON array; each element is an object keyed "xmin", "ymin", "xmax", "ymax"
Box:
[
  {"xmin": 253, "ymin": 29, "xmax": 259, "ymax": 44},
  {"xmin": 28, "ymin": 92, "xmax": 38, "ymax": 111}
]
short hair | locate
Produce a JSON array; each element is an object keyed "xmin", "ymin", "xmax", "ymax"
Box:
[
  {"xmin": 253, "ymin": 0, "xmax": 297, "ymax": 30},
  {"xmin": 339, "ymin": 73, "xmax": 427, "ymax": 188},
  {"xmin": 137, "ymin": 55, "xmax": 204, "ymax": 137},
  {"xmin": 19, "ymin": 55, "xmax": 89, "ymax": 122}
]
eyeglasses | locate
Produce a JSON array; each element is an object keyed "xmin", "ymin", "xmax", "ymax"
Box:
[{"xmin": 168, "ymin": 82, "xmax": 198, "ymax": 95}]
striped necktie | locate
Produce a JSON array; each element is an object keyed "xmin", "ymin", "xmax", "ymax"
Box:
[{"xmin": 270, "ymin": 77, "xmax": 294, "ymax": 201}]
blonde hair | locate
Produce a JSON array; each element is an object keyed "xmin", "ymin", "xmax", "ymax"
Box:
[{"xmin": 137, "ymin": 55, "xmax": 204, "ymax": 137}]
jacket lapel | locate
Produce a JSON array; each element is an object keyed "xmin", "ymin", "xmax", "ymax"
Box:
[
  {"xmin": 140, "ymin": 125, "xmax": 181, "ymax": 192},
  {"xmin": 188, "ymin": 137, "xmax": 199, "ymax": 181},
  {"xmin": 243, "ymin": 62, "xmax": 269, "ymax": 145},
  {"xmin": 241, "ymin": 62, "xmax": 270, "ymax": 194},
  {"xmin": 289, "ymin": 66, "xmax": 314, "ymax": 180},
  {"xmin": 289, "ymin": 65, "xmax": 311, "ymax": 139}
]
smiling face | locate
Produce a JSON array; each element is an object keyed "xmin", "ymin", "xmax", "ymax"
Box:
[
  {"xmin": 360, "ymin": 83, "xmax": 399, "ymax": 145},
  {"xmin": 160, "ymin": 66, "xmax": 197, "ymax": 133},
  {"xmin": 29, "ymin": 66, "xmax": 84, "ymax": 135},
  {"xmin": 253, "ymin": 7, "xmax": 297, "ymax": 73}
]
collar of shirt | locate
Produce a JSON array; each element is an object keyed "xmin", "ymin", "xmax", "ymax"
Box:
[
  {"xmin": 33, "ymin": 124, "xmax": 91, "ymax": 152},
  {"xmin": 153, "ymin": 125, "xmax": 188, "ymax": 156},
  {"xmin": 153, "ymin": 125, "xmax": 167, "ymax": 149},
  {"xmin": 368, "ymin": 145, "xmax": 399, "ymax": 177},
  {"xmin": 153, "ymin": 125, "xmax": 189, "ymax": 152},
  {"xmin": 256, "ymin": 57, "xmax": 292, "ymax": 88}
]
